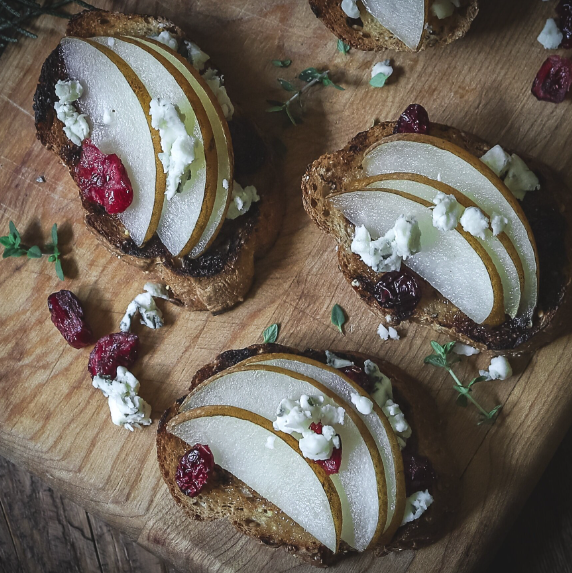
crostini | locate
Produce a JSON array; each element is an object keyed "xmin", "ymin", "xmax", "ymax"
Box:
[
  {"xmin": 157, "ymin": 343, "xmax": 457, "ymax": 565},
  {"xmin": 34, "ymin": 10, "xmax": 282, "ymax": 314},
  {"xmin": 302, "ymin": 105, "xmax": 572, "ymax": 351},
  {"xmin": 309, "ymin": 0, "xmax": 479, "ymax": 52}
]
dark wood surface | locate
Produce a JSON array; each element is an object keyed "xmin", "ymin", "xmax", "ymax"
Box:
[{"xmin": 1, "ymin": 426, "xmax": 572, "ymax": 573}]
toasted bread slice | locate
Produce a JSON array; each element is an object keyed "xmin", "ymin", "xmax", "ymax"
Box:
[
  {"xmin": 302, "ymin": 122, "xmax": 572, "ymax": 351},
  {"xmin": 308, "ymin": 0, "xmax": 479, "ymax": 52},
  {"xmin": 157, "ymin": 343, "xmax": 458, "ymax": 566},
  {"xmin": 34, "ymin": 10, "xmax": 283, "ymax": 314}
]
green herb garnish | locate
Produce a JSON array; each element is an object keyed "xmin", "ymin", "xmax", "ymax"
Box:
[
  {"xmin": 369, "ymin": 73, "xmax": 389, "ymax": 88},
  {"xmin": 0, "ymin": 0, "xmax": 94, "ymax": 49},
  {"xmin": 424, "ymin": 341, "xmax": 502, "ymax": 425},
  {"xmin": 337, "ymin": 39, "xmax": 350, "ymax": 54},
  {"xmin": 1, "ymin": 221, "xmax": 65, "ymax": 280},
  {"xmin": 272, "ymin": 59, "xmax": 292, "ymax": 68},
  {"xmin": 330, "ymin": 304, "xmax": 347, "ymax": 335},
  {"xmin": 267, "ymin": 67, "xmax": 344, "ymax": 125},
  {"xmin": 262, "ymin": 323, "xmax": 279, "ymax": 344}
]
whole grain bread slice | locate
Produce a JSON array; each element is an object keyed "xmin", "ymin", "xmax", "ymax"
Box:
[
  {"xmin": 301, "ymin": 122, "xmax": 572, "ymax": 351},
  {"xmin": 308, "ymin": 0, "xmax": 479, "ymax": 52},
  {"xmin": 33, "ymin": 10, "xmax": 283, "ymax": 314},
  {"xmin": 156, "ymin": 343, "xmax": 459, "ymax": 566}
]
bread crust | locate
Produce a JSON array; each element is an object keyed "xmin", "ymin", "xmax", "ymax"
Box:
[
  {"xmin": 301, "ymin": 122, "xmax": 572, "ymax": 352},
  {"xmin": 308, "ymin": 0, "xmax": 479, "ymax": 52},
  {"xmin": 33, "ymin": 10, "xmax": 283, "ymax": 314},
  {"xmin": 156, "ymin": 343, "xmax": 458, "ymax": 566}
]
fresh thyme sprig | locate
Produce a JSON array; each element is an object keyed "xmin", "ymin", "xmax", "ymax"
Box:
[
  {"xmin": 1, "ymin": 221, "xmax": 65, "ymax": 280},
  {"xmin": 424, "ymin": 341, "xmax": 502, "ymax": 425},
  {"xmin": 267, "ymin": 67, "xmax": 344, "ymax": 125},
  {"xmin": 0, "ymin": 0, "xmax": 94, "ymax": 48}
]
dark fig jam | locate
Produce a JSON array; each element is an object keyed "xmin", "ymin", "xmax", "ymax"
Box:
[
  {"xmin": 76, "ymin": 139, "xmax": 134, "ymax": 214},
  {"xmin": 402, "ymin": 449, "xmax": 437, "ymax": 496},
  {"xmin": 339, "ymin": 365, "xmax": 376, "ymax": 394}
]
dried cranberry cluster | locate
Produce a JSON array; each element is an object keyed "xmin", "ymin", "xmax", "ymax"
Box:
[
  {"xmin": 393, "ymin": 103, "xmax": 430, "ymax": 135},
  {"xmin": 175, "ymin": 445, "xmax": 215, "ymax": 497},
  {"xmin": 532, "ymin": 2, "xmax": 572, "ymax": 103},
  {"xmin": 374, "ymin": 271, "xmax": 422, "ymax": 320},
  {"xmin": 48, "ymin": 290, "xmax": 93, "ymax": 349}
]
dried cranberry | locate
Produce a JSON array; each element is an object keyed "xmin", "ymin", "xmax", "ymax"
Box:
[
  {"xmin": 393, "ymin": 104, "xmax": 430, "ymax": 135},
  {"xmin": 88, "ymin": 333, "xmax": 139, "ymax": 377},
  {"xmin": 557, "ymin": 1, "xmax": 572, "ymax": 48},
  {"xmin": 175, "ymin": 444, "xmax": 215, "ymax": 497},
  {"xmin": 374, "ymin": 270, "xmax": 421, "ymax": 318},
  {"xmin": 76, "ymin": 139, "xmax": 134, "ymax": 214},
  {"xmin": 47, "ymin": 290, "xmax": 93, "ymax": 349},
  {"xmin": 402, "ymin": 449, "xmax": 437, "ymax": 496},
  {"xmin": 532, "ymin": 56, "xmax": 572, "ymax": 103},
  {"xmin": 339, "ymin": 365, "xmax": 375, "ymax": 394},
  {"xmin": 309, "ymin": 423, "xmax": 342, "ymax": 475}
]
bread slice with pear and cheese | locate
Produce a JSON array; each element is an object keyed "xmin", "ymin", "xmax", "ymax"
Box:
[
  {"xmin": 301, "ymin": 121, "xmax": 572, "ymax": 352},
  {"xmin": 308, "ymin": 0, "xmax": 479, "ymax": 52},
  {"xmin": 34, "ymin": 9, "xmax": 282, "ymax": 314},
  {"xmin": 157, "ymin": 343, "xmax": 459, "ymax": 566}
]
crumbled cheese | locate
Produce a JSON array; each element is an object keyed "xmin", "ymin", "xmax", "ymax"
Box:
[
  {"xmin": 340, "ymin": 0, "xmax": 360, "ymax": 19},
  {"xmin": 538, "ymin": 18, "xmax": 563, "ymax": 50},
  {"xmin": 143, "ymin": 282, "xmax": 170, "ymax": 300},
  {"xmin": 452, "ymin": 343, "xmax": 480, "ymax": 356},
  {"xmin": 102, "ymin": 109, "xmax": 116, "ymax": 125},
  {"xmin": 92, "ymin": 367, "xmax": 152, "ymax": 431},
  {"xmin": 490, "ymin": 212, "xmax": 509, "ymax": 236},
  {"xmin": 365, "ymin": 359, "xmax": 394, "ymax": 406},
  {"xmin": 431, "ymin": 0, "xmax": 460, "ymax": 19},
  {"xmin": 107, "ymin": 37, "xmax": 115, "ymax": 47},
  {"xmin": 149, "ymin": 98, "xmax": 196, "ymax": 200},
  {"xmin": 481, "ymin": 145, "xmax": 511, "ymax": 178},
  {"xmin": 36, "ymin": 176, "xmax": 45, "ymax": 183},
  {"xmin": 382, "ymin": 399, "xmax": 412, "ymax": 445},
  {"xmin": 325, "ymin": 350, "xmax": 354, "ymax": 369},
  {"xmin": 479, "ymin": 356, "xmax": 512, "ymax": 381},
  {"xmin": 184, "ymin": 40, "xmax": 210, "ymax": 71},
  {"xmin": 371, "ymin": 60, "xmax": 393, "ymax": 79},
  {"xmin": 401, "ymin": 490, "xmax": 434, "ymax": 525},
  {"xmin": 351, "ymin": 393, "xmax": 374, "ymax": 415},
  {"xmin": 120, "ymin": 291, "xmax": 164, "ymax": 332},
  {"xmin": 150, "ymin": 31, "xmax": 178, "ymax": 51},
  {"xmin": 265, "ymin": 435, "xmax": 276, "ymax": 449},
  {"xmin": 55, "ymin": 79, "xmax": 83, "ymax": 103},
  {"xmin": 377, "ymin": 323, "xmax": 400, "ymax": 341},
  {"xmin": 351, "ymin": 279, "xmax": 361, "ymax": 287},
  {"xmin": 222, "ymin": 179, "xmax": 230, "ymax": 190},
  {"xmin": 432, "ymin": 192, "xmax": 464, "ymax": 232},
  {"xmin": 480, "ymin": 146, "xmax": 540, "ymax": 200},
  {"xmin": 226, "ymin": 181, "xmax": 260, "ymax": 219},
  {"xmin": 460, "ymin": 206, "xmax": 489, "ymax": 240},
  {"xmin": 351, "ymin": 216, "xmax": 421, "ymax": 273},
  {"xmin": 202, "ymin": 68, "xmax": 234, "ymax": 120},
  {"xmin": 504, "ymin": 154, "xmax": 540, "ymax": 200},
  {"xmin": 274, "ymin": 395, "xmax": 345, "ymax": 436}
]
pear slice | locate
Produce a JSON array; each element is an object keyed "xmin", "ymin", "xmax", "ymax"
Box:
[
  {"xmin": 235, "ymin": 353, "xmax": 406, "ymax": 543},
  {"xmin": 179, "ymin": 365, "xmax": 386, "ymax": 552},
  {"xmin": 361, "ymin": 133, "xmax": 539, "ymax": 321},
  {"xmin": 93, "ymin": 36, "xmax": 217, "ymax": 257},
  {"xmin": 329, "ymin": 188, "xmax": 506, "ymax": 326},
  {"xmin": 349, "ymin": 173, "xmax": 523, "ymax": 319},
  {"xmin": 60, "ymin": 37, "xmax": 165, "ymax": 246},
  {"xmin": 131, "ymin": 36, "xmax": 233, "ymax": 259},
  {"xmin": 167, "ymin": 405, "xmax": 342, "ymax": 553},
  {"xmin": 360, "ymin": 0, "xmax": 429, "ymax": 51}
]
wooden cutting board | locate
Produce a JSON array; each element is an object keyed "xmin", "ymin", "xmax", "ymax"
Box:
[{"xmin": 1, "ymin": 0, "xmax": 571, "ymax": 571}]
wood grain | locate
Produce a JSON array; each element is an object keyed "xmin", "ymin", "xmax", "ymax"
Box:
[{"xmin": 0, "ymin": 0, "xmax": 571, "ymax": 572}]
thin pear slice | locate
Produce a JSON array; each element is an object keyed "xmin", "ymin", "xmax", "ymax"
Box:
[
  {"xmin": 132, "ymin": 36, "xmax": 233, "ymax": 259},
  {"xmin": 167, "ymin": 405, "xmax": 342, "ymax": 553},
  {"xmin": 361, "ymin": 0, "xmax": 429, "ymax": 50},
  {"xmin": 350, "ymin": 173, "xmax": 523, "ymax": 319},
  {"xmin": 60, "ymin": 37, "xmax": 164, "ymax": 246},
  {"xmin": 93, "ymin": 36, "xmax": 216, "ymax": 257},
  {"xmin": 235, "ymin": 353, "xmax": 406, "ymax": 543},
  {"xmin": 179, "ymin": 365, "xmax": 386, "ymax": 552},
  {"xmin": 361, "ymin": 133, "xmax": 539, "ymax": 321},
  {"xmin": 329, "ymin": 188, "xmax": 506, "ymax": 326}
]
